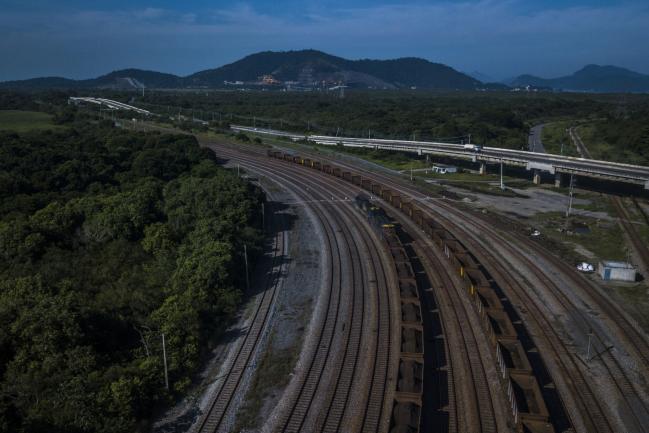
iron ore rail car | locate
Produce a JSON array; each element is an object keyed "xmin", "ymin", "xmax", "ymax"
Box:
[
  {"xmin": 355, "ymin": 194, "xmax": 424, "ymax": 433},
  {"xmin": 267, "ymin": 149, "xmax": 561, "ymax": 433}
]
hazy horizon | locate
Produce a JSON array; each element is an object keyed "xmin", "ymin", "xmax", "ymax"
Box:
[{"xmin": 2, "ymin": 0, "xmax": 649, "ymax": 82}]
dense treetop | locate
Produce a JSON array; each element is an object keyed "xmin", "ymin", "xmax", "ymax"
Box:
[
  {"xmin": 132, "ymin": 89, "xmax": 649, "ymax": 164},
  {"xmin": 0, "ymin": 118, "xmax": 264, "ymax": 432}
]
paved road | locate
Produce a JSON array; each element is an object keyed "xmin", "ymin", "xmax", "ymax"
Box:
[{"xmin": 528, "ymin": 124, "xmax": 546, "ymax": 153}]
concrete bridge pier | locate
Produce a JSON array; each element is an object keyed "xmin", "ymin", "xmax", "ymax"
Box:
[
  {"xmin": 533, "ymin": 170, "xmax": 542, "ymax": 185},
  {"xmin": 479, "ymin": 162, "xmax": 487, "ymax": 175},
  {"xmin": 554, "ymin": 172, "xmax": 563, "ymax": 188}
]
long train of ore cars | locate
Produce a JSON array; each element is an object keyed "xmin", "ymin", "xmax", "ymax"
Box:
[
  {"xmin": 267, "ymin": 149, "xmax": 557, "ymax": 433},
  {"xmin": 355, "ymin": 195, "xmax": 424, "ymax": 433}
]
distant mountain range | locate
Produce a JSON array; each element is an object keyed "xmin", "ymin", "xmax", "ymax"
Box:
[
  {"xmin": 2, "ymin": 51, "xmax": 648, "ymax": 93},
  {"xmin": 0, "ymin": 49, "xmax": 483, "ymax": 90},
  {"xmin": 508, "ymin": 65, "xmax": 649, "ymax": 93},
  {"xmin": 3, "ymin": 69, "xmax": 182, "ymax": 90}
]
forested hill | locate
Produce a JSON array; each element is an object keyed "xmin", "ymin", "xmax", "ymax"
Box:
[
  {"xmin": 186, "ymin": 49, "xmax": 482, "ymax": 89},
  {"xmin": 0, "ymin": 120, "xmax": 264, "ymax": 432},
  {"xmin": 0, "ymin": 49, "xmax": 482, "ymax": 90},
  {"xmin": 509, "ymin": 64, "xmax": 649, "ymax": 93}
]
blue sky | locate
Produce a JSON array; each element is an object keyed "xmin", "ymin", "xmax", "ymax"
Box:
[{"xmin": 2, "ymin": 0, "xmax": 648, "ymax": 81}]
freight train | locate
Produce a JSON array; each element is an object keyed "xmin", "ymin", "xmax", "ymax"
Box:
[
  {"xmin": 267, "ymin": 148, "xmax": 557, "ymax": 433},
  {"xmin": 354, "ymin": 192, "xmax": 424, "ymax": 433}
]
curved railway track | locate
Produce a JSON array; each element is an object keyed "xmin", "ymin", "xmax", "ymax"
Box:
[
  {"xmin": 416, "ymin": 240, "xmax": 501, "ymax": 433},
  {"xmin": 347, "ymin": 163, "xmax": 649, "ymax": 432},
  {"xmin": 217, "ymin": 146, "xmax": 509, "ymax": 433},
  {"xmin": 194, "ymin": 189, "xmax": 289, "ymax": 433},
  {"xmin": 445, "ymin": 218, "xmax": 616, "ymax": 433},
  {"xmin": 315, "ymin": 148, "xmax": 649, "ymax": 432},
  {"xmin": 463, "ymin": 213, "xmax": 649, "ymax": 432},
  {"xmin": 284, "ymin": 160, "xmax": 504, "ymax": 433},
  {"xmin": 485, "ymin": 212, "xmax": 649, "ymax": 372},
  {"xmin": 198, "ymin": 136, "xmax": 649, "ymax": 433},
  {"xmin": 213, "ymin": 148, "xmax": 398, "ymax": 433}
]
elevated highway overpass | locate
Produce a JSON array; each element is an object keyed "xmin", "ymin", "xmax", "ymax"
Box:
[
  {"xmin": 232, "ymin": 125, "xmax": 649, "ymax": 190},
  {"xmin": 68, "ymin": 97, "xmax": 151, "ymax": 116}
]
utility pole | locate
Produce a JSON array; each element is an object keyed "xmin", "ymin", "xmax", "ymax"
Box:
[
  {"xmin": 243, "ymin": 245, "xmax": 250, "ymax": 290},
  {"xmin": 161, "ymin": 333, "xmax": 169, "ymax": 390},
  {"xmin": 410, "ymin": 164, "xmax": 414, "ymax": 182},
  {"xmin": 566, "ymin": 173, "xmax": 575, "ymax": 218},
  {"xmin": 560, "ymin": 140, "xmax": 564, "ymax": 156},
  {"xmin": 237, "ymin": 164, "xmax": 240, "ymax": 177},
  {"xmin": 586, "ymin": 329, "xmax": 593, "ymax": 360},
  {"xmin": 500, "ymin": 158, "xmax": 505, "ymax": 190}
]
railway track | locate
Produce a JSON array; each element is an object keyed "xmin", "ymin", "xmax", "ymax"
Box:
[
  {"xmin": 211, "ymin": 143, "xmax": 551, "ymax": 432},
  {"xmin": 309, "ymin": 169, "xmax": 503, "ymax": 432},
  {"xmin": 358, "ymin": 168, "xmax": 649, "ymax": 432},
  {"xmin": 194, "ymin": 190, "xmax": 289, "ymax": 433},
  {"xmin": 256, "ymin": 144, "xmax": 648, "ymax": 427},
  {"xmin": 143, "ymin": 123, "xmax": 649, "ymax": 432},
  {"xmin": 446, "ymin": 219, "xmax": 615, "ymax": 433},
  {"xmin": 468, "ymin": 213, "xmax": 649, "ymax": 432},
  {"xmin": 416, "ymin": 240, "xmax": 501, "ymax": 432},
  {"xmin": 485, "ymin": 207, "xmax": 649, "ymax": 367},
  {"xmin": 260, "ymin": 149, "xmax": 517, "ymax": 432},
  {"xmin": 337, "ymin": 156, "xmax": 649, "ymax": 432},
  {"xmin": 303, "ymin": 143, "xmax": 649, "ymax": 360},
  {"xmin": 212, "ymin": 147, "xmax": 398, "ymax": 433},
  {"xmin": 611, "ymin": 196, "xmax": 649, "ymax": 277},
  {"xmin": 198, "ymin": 135, "xmax": 649, "ymax": 433},
  {"xmin": 379, "ymin": 194, "xmax": 549, "ymax": 433}
]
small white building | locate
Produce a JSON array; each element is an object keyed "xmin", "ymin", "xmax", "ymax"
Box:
[
  {"xmin": 431, "ymin": 164, "xmax": 458, "ymax": 174},
  {"xmin": 598, "ymin": 261, "xmax": 636, "ymax": 282}
]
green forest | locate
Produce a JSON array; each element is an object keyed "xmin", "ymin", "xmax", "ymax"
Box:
[
  {"xmin": 4, "ymin": 88, "xmax": 648, "ymax": 164},
  {"xmin": 124, "ymin": 89, "xmax": 649, "ymax": 164},
  {"xmin": 0, "ymin": 116, "xmax": 264, "ymax": 432}
]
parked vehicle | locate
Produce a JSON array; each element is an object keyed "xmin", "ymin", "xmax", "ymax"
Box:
[{"xmin": 577, "ymin": 262, "xmax": 595, "ymax": 273}]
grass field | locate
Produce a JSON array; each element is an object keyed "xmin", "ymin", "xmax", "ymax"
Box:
[
  {"xmin": 0, "ymin": 110, "xmax": 61, "ymax": 132},
  {"xmin": 531, "ymin": 211, "xmax": 627, "ymax": 263},
  {"xmin": 575, "ymin": 124, "xmax": 639, "ymax": 163},
  {"xmin": 541, "ymin": 120, "xmax": 580, "ymax": 157}
]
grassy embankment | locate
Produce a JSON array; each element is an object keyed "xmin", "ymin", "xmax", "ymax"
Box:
[
  {"xmin": 530, "ymin": 211, "xmax": 625, "ymax": 263},
  {"xmin": 542, "ymin": 118, "xmax": 648, "ymax": 166},
  {"xmin": 541, "ymin": 120, "xmax": 580, "ymax": 157},
  {"xmin": 576, "ymin": 124, "xmax": 636, "ymax": 162}
]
